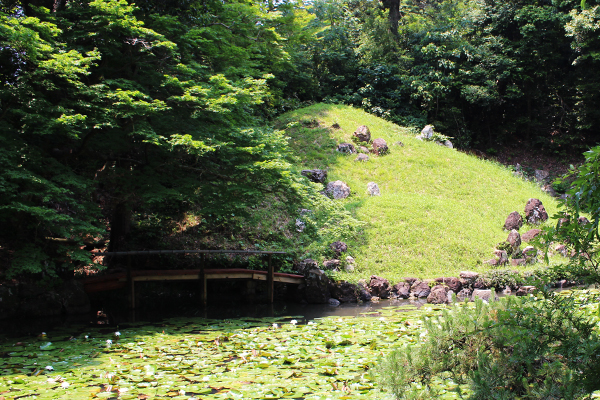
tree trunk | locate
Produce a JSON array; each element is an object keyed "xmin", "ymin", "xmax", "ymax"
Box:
[{"xmin": 387, "ymin": 0, "xmax": 400, "ymax": 35}]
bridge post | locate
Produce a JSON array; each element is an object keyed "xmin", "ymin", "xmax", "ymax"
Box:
[
  {"xmin": 128, "ymin": 255, "xmax": 136, "ymax": 309},
  {"xmin": 267, "ymin": 254, "xmax": 274, "ymax": 303},
  {"xmin": 201, "ymin": 253, "xmax": 207, "ymax": 307}
]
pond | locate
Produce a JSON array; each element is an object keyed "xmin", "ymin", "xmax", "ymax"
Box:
[{"xmin": 0, "ymin": 291, "xmax": 598, "ymax": 400}]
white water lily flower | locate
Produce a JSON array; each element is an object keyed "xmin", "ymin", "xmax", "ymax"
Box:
[
  {"xmin": 419, "ymin": 330, "xmax": 428, "ymax": 338},
  {"xmin": 84, "ymin": 335, "xmax": 89, "ymax": 340},
  {"xmin": 106, "ymin": 339, "xmax": 112, "ymax": 346},
  {"xmin": 47, "ymin": 378, "xmax": 56, "ymax": 384},
  {"xmin": 202, "ymin": 376, "xmax": 210, "ymax": 381},
  {"xmin": 179, "ymin": 389, "xmax": 186, "ymax": 395},
  {"xmin": 272, "ymin": 323, "xmax": 278, "ymax": 329},
  {"xmin": 379, "ymin": 317, "xmax": 386, "ymax": 322},
  {"xmin": 60, "ymin": 381, "xmax": 69, "ymax": 389},
  {"xmin": 307, "ymin": 321, "xmax": 315, "ymax": 325},
  {"xmin": 45, "ymin": 366, "xmax": 54, "ymax": 371},
  {"xmin": 290, "ymin": 320, "xmax": 297, "ymax": 325},
  {"xmin": 114, "ymin": 331, "xmax": 121, "ymax": 337}
]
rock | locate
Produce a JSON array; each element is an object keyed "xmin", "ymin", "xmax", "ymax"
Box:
[
  {"xmin": 323, "ymin": 259, "xmax": 341, "ymax": 271},
  {"xmin": 330, "ymin": 241, "xmax": 347, "ymax": 256},
  {"xmin": 542, "ymin": 184, "xmax": 558, "ymax": 197},
  {"xmin": 555, "ymin": 244, "xmax": 568, "ymax": 257},
  {"xmin": 295, "ymin": 219, "xmax": 305, "ymax": 232},
  {"xmin": 359, "ymin": 289, "xmax": 372, "ymax": 302},
  {"xmin": 510, "ymin": 258, "xmax": 526, "ymax": 266},
  {"xmin": 419, "ymin": 125, "xmax": 434, "ymax": 140},
  {"xmin": 393, "ymin": 282, "xmax": 411, "ymax": 299},
  {"xmin": 355, "ymin": 154, "xmax": 369, "ymax": 162},
  {"xmin": 302, "ymin": 268, "xmax": 332, "ymax": 304},
  {"xmin": 367, "ymin": 182, "xmax": 380, "ymax": 196},
  {"xmin": 410, "ymin": 281, "xmax": 431, "ymax": 298},
  {"xmin": 516, "ymin": 286, "xmax": 536, "ymax": 296},
  {"xmin": 492, "ymin": 249, "xmax": 509, "ymax": 265},
  {"xmin": 444, "ymin": 140, "xmax": 453, "ymax": 148},
  {"xmin": 503, "ymin": 286, "xmax": 512, "ymax": 295},
  {"xmin": 434, "ymin": 277, "xmax": 462, "ymax": 293},
  {"xmin": 471, "ymin": 289, "xmax": 498, "ymax": 302},
  {"xmin": 369, "ymin": 275, "xmax": 391, "ymax": 299},
  {"xmin": 507, "ymin": 229, "xmax": 521, "ymax": 252},
  {"xmin": 521, "ymin": 229, "xmax": 541, "ymax": 242},
  {"xmin": 523, "ymin": 246, "xmax": 537, "ymax": 257},
  {"xmin": 578, "ymin": 216, "xmax": 590, "ymax": 226},
  {"xmin": 473, "ymin": 279, "xmax": 489, "ymax": 289},
  {"xmin": 359, "ymin": 146, "xmax": 370, "ymax": 153},
  {"xmin": 427, "ymin": 285, "xmax": 449, "ymax": 304},
  {"xmin": 404, "ymin": 277, "xmax": 419, "ymax": 285},
  {"xmin": 328, "ymin": 298, "xmax": 341, "ymax": 306},
  {"xmin": 296, "ymin": 259, "xmax": 318, "ymax": 275},
  {"xmin": 513, "ymin": 163, "xmax": 524, "ymax": 178},
  {"xmin": 372, "ymin": 138, "xmax": 389, "ymax": 155},
  {"xmin": 330, "ymin": 281, "xmax": 358, "ymax": 303},
  {"xmin": 504, "ymin": 211, "xmax": 523, "ymax": 231},
  {"xmin": 534, "ymin": 169, "xmax": 550, "ymax": 183},
  {"xmin": 337, "ymin": 142, "xmax": 356, "ymax": 154},
  {"xmin": 455, "ymin": 288, "xmax": 472, "ymax": 301},
  {"xmin": 345, "ymin": 256, "xmax": 355, "ymax": 273},
  {"xmin": 459, "ymin": 271, "xmax": 479, "ymax": 281},
  {"xmin": 524, "ymin": 198, "xmax": 548, "ymax": 224},
  {"xmin": 301, "ymin": 169, "xmax": 327, "ymax": 184},
  {"xmin": 353, "ymin": 125, "xmax": 371, "ymax": 143},
  {"xmin": 325, "ymin": 180, "xmax": 351, "ymax": 199},
  {"xmin": 331, "ymin": 123, "xmax": 341, "ymax": 129}
]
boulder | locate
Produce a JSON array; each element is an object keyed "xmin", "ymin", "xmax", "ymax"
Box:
[
  {"xmin": 504, "ymin": 211, "xmax": 523, "ymax": 231},
  {"xmin": 367, "ymin": 182, "xmax": 380, "ymax": 196},
  {"xmin": 493, "ymin": 249, "xmax": 509, "ymax": 265},
  {"xmin": 301, "ymin": 169, "xmax": 327, "ymax": 184},
  {"xmin": 521, "ymin": 229, "xmax": 541, "ymax": 242},
  {"xmin": 330, "ymin": 241, "xmax": 348, "ymax": 256},
  {"xmin": 345, "ymin": 256, "xmax": 355, "ymax": 273},
  {"xmin": 427, "ymin": 285, "xmax": 449, "ymax": 304},
  {"xmin": 295, "ymin": 219, "xmax": 305, "ymax": 232},
  {"xmin": 524, "ymin": 198, "xmax": 548, "ymax": 224},
  {"xmin": 410, "ymin": 281, "xmax": 431, "ymax": 298},
  {"xmin": 302, "ymin": 268, "xmax": 331, "ymax": 304},
  {"xmin": 534, "ymin": 169, "xmax": 550, "ymax": 183},
  {"xmin": 434, "ymin": 277, "xmax": 462, "ymax": 293},
  {"xmin": 296, "ymin": 259, "xmax": 318, "ymax": 275},
  {"xmin": 555, "ymin": 244, "xmax": 568, "ymax": 257},
  {"xmin": 359, "ymin": 289, "xmax": 372, "ymax": 302},
  {"xmin": 418, "ymin": 125, "xmax": 434, "ymax": 140},
  {"xmin": 523, "ymin": 246, "xmax": 537, "ymax": 257},
  {"xmin": 444, "ymin": 140, "xmax": 454, "ymax": 148},
  {"xmin": 325, "ymin": 180, "xmax": 351, "ymax": 199},
  {"xmin": 393, "ymin": 282, "xmax": 411, "ymax": 299},
  {"xmin": 330, "ymin": 281, "xmax": 358, "ymax": 303},
  {"xmin": 372, "ymin": 138, "xmax": 389, "ymax": 155},
  {"xmin": 471, "ymin": 289, "xmax": 498, "ymax": 302},
  {"xmin": 369, "ymin": 275, "xmax": 391, "ymax": 299},
  {"xmin": 355, "ymin": 154, "xmax": 369, "ymax": 162},
  {"xmin": 516, "ymin": 286, "xmax": 536, "ymax": 296},
  {"xmin": 337, "ymin": 142, "xmax": 356, "ymax": 154},
  {"xmin": 542, "ymin": 184, "xmax": 558, "ymax": 197},
  {"xmin": 455, "ymin": 288, "xmax": 472, "ymax": 301},
  {"xmin": 323, "ymin": 259, "xmax": 341, "ymax": 271},
  {"xmin": 328, "ymin": 298, "xmax": 341, "ymax": 306},
  {"xmin": 404, "ymin": 277, "xmax": 419, "ymax": 285},
  {"xmin": 353, "ymin": 125, "xmax": 371, "ymax": 143},
  {"xmin": 359, "ymin": 146, "xmax": 370, "ymax": 153},
  {"xmin": 459, "ymin": 271, "xmax": 479, "ymax": 281},
  {"xmin": 507, "ymin": 229, "xmax": 521, "ymax": 252},
  {"xmin": 473, "ymin": 279, "xmax": 489, "ymax": 289},
  {"xmin": 510, "ymin": 258, "xmax": 526, "ymax": 266}
]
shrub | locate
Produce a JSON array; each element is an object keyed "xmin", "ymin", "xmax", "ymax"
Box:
[{"xmin": 378, "ymin": 291, "xmax": 600, "ymax": 399}]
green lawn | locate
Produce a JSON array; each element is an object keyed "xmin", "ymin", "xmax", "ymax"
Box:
[{"xmin": 277, "ymin": 104, "xmax": 560, "ymax": 282}]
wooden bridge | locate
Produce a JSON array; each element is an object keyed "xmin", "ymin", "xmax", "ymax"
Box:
[{"xmin": 82, "ymin": 250, "xmax": 304, "ymax": 308}]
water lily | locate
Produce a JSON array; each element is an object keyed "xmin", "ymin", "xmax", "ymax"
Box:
[
  {"xmin": 45, "ymin": 366, "xmax": 54, "ymax": 371},
  {"xmin": 179, "ymin": 389, "xmax": 186, "ymax": 395},
  {"xmin": 272, "ymin": 323, "xmax": 278, "ymax": 329},
  {"xmin": 290, "ymin": 319, "xmax": 297, "ymax": 325},
  {"xmin": 114, "ymin": 331, "xmax": 121, "ymax": 338},
  {"xmin": 60, "ymin": 381, "xmax": 69, "ymax": 389},
  {"xmin": 308, "ymin": 321, "xmax": 315, "ymax": 325},
  {"xmin": 106, "ymin": 339, "xmax": 112, "ymax": 346}
]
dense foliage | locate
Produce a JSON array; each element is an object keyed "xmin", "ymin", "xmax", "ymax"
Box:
[{"xmin": 3, "ymin": 0, "xmax": 600, "ymax": 278}]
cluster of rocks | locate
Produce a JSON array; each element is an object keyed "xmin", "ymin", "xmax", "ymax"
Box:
[
  {"xmin": 513, "ymin": 164, "xmax": 568, "ymax": 200},
  {"xmin": 295, "ymin": 267, "xmax": 543, "ymax": 305},
  {"xmin": 486, "ymin": 198, "xmax": 549, "ymax": 266}
]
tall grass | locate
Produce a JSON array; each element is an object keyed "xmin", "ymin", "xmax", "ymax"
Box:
[{"xmin": 277, "ymin": 104, "xmax": 559, "ymax": 282}]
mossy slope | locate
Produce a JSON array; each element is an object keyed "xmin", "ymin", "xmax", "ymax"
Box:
[{"xmin": 278, "ymin": 104, "xmax": 559, "ymax": 282}]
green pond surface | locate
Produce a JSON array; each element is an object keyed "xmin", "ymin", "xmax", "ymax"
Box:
[{"xmin": 0, "ymin": 290, "xmax": 599, "ymax": 400}]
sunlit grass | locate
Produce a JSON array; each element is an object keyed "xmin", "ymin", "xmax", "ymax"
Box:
[{"xmin": 278, "ymin": 104, "xmax": 560, "ymax": 282}]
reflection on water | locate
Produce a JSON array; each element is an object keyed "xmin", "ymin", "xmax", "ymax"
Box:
[{"xmin": 0, "ymin": 298, "xmax": 428, "ymax": 338}]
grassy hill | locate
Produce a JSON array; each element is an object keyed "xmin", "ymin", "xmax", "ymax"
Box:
[{"xmin": 276, "ymin": 103, "xmax": 560, "ymax": 282}]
